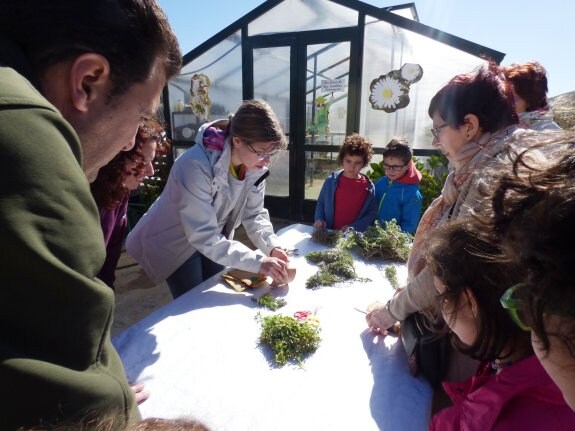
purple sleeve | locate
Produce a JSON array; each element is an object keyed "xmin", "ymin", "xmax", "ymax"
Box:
[{"xmin": 97, "ymin": 194, "xmax": 129, "ymax": 289}]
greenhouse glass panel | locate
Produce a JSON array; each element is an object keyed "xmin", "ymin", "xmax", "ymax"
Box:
[
  {"xmin": 253, "ymin": 46, "xmax": 291, "ymax": 198},
  {"xmin": 249, "ymin": 0, "xmax": 357, "ymax": 35},
  {"xmin": 361, "ymin": 17, "xmax": 487, "ymax": 152},
  {"xmin": 390, "ymin": 7, "xmax": 416, "ymax": 21},
  {"xmin": 167, "ymin": 30, "xmax": 243, "ymax": 147},
  {"xmin": 305, "ymin": 41, "xmax": 350, "ymax": 200},
  {"xmin": 305, "ymin": 151, "xmax": 382, "ymax": 201}
]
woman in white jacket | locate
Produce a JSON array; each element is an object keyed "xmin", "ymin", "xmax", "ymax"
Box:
[{"xmin": 127, "ymin": 99, "xmax": 289, "ymax": 298}]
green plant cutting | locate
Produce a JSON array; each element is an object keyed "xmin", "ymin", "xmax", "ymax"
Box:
[
  {"xmin": 384, "ymin": 265, "xmax": 400, "ymax": 290},
  {"xmin": 257, "ymin": 313, "xmax": 321, "ymax": 367},
  {"xmin": 346, "ymin": 220, "xmax": 412, "ymax": 262},
  {"xmin": 304, "ymin": 248, "xmax": 368, "ymax": 289},
  {"xmin": 252, "ymin": 292, "xmax": 287, "ymax": 311},
  {"xmin": 311, "ymin": 228, "xmax": 342, "ymax": 246},
  {"xmin": 305, "ymin": 249, "xmax": 354, "ymax": 288}
]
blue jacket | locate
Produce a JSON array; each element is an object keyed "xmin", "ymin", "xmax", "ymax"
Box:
[
  {"xmin": 375, "ymin": 176, "xmax": 422, "ymax": 234},
  {"xmin": 314, "ymin": 170, "xmax": 377, "ymax": 232}
]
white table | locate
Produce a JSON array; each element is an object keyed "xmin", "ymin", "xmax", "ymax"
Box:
[{"xmin": 114, "ymin": 224, "xmax": 432, "ymax": 430}]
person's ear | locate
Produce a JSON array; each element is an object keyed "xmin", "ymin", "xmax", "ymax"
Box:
[
  {"xmin": 232, "ymin": 136, "xmax": 242, "ymax": 148},
  {"xmin": 463, "ymin": 114, "xmax": 480, "ymax": 141},
  {"xmin": 68, "ymin": 53, "xmax": 111, "ymax": 113},
  {"xmin": 464, "ymin": 287, "xmax": 480, "ymax": 320}
]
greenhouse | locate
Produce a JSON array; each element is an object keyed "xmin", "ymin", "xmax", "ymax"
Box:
[{"xmin": 163, "ymin": 0, "xmax": 503, "ymax": 221}]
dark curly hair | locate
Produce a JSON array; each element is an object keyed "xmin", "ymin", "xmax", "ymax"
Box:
[
  {"xmin": 337, "ymin": 133, "xmax": 374, "ymax": 167},
  {"xmin": 91, "ymin": 118, "xmax": 170, "ymax": 209},
  {"xmin": 426, "ymin": 219, "xmax": 530, "ymax": 362},
  {"xmin": 487, "ymin": 131, "xmax": 575, "ymax": 356}
]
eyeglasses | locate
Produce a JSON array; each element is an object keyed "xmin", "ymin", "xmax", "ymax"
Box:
[
  {"xmin": 244, "ymin": 140, "xmax": 280, "ymax": 161},
  {"xmin": 500, "ymin": 283, "xmax": 531, "ymax": 331},
  {"xmin": 383, "ymin": 163, "xmax": 407, "ymax": 172},
  {"xmin": 430, "ymin": 123, "xmax": 449, "ymax": 140}
]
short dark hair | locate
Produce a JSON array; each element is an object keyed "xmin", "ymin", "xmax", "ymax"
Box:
[
  {"xmin": 0, "ymin": 0, "xmax": 182, "ymax": 96},
  {"xmin": 427, "ymin": 219, "xmax": 531, "ymax": 361},
  {"xmin": 504, "ymin": 61, "xmax": 550, "ymax": 111},
  {"xmin": 428, "ymin": 63, "xmax": 518, "ymax": 133},
  {"xmin": 337, "ymin": 133, "xmax": 374, "ymax": 167},
  {"xmin": 382, "ymin": 137, "xmax": 412, "ymax": 165}
]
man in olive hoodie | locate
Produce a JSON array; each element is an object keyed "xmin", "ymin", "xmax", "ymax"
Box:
[{"xmin": 0, "ymin": 1, "xmax": 181, "ymax": 429}]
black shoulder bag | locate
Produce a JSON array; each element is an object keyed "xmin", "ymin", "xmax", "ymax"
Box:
[{"xmin": 401, "ymin": 312, "xmax": 450, "ymax": 389}]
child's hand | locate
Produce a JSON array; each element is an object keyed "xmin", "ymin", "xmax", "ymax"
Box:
[{"xmin": 313, "ymin": 220, "xmax": 327, "ymax": 229}]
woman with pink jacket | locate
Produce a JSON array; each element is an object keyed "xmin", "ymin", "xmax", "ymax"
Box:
[{"xmin": 426, "ymin": 220, "xmax": 575, "ymax": 430}]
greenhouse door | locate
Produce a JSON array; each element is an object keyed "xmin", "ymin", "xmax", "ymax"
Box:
[{"xmin": 246, "ymin": 27, "xmax": 361, "ymax": 222}]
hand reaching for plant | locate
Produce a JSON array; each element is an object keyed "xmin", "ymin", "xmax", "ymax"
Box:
[
  {"xmin": 366, "ymin": 300, "xmax": 398, "ymax": 335},
  {"xmin": 313, "ymin": 219, "xmax": 326, "ymax": 229}
]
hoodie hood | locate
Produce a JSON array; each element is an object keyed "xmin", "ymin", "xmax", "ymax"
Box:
[{"xmin": 396, "ymin": 160, "xmax": 422, "ymax": 184}]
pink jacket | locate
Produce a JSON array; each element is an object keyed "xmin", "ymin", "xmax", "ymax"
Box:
[{"xmin": 430, "ymin": 355, "xmax": 575, "ymax": 430}]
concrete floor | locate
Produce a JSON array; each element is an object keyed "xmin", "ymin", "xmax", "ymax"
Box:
[{"xmin": 111, "ymin": 217, "xmax": 294, "ymax": 336}]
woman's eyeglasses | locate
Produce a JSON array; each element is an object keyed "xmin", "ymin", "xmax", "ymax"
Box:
[
  {"xmin": 500, "ymin": 283, "xmax": 531, "ymax": 331},
  {"xmin": 430, "ymin": 123, "xmax": 448, "ymax": 140},
  {"xmin": 383, "ymin": 163, "xmax": 407, "ymax": 172},
  {"xmin": 244, "ymin": 140, "xmax": 280, "ymax": 161}
]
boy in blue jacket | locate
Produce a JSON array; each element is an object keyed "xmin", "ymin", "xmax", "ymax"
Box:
[
  {"xmin": 313, "ymin": 134, "xmax": 377, "ymax": 232},
  {"xmin": 375, "ymin": 138, "xmax": 422, "ymax": 234}
]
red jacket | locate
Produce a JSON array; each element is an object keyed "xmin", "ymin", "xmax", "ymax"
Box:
[{"xmin": 430, "ymin": 355, "xmax": 575, "ymax": 430}]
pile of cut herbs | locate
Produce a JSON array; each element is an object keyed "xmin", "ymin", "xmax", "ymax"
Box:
[
  {"xmin": 256, "ymin": 313, "xmax": 321, "ymax": 367},
  {"xmin": 311, "ymin": 228, "xmax": 342, "ymax": 247},
  {"xmin": 341, "ymin": 220, "xmax": 412, "ymax": 262},
  {"xmin": 304, "ymin": 249, "xmax": 368, "ymax": 289}
]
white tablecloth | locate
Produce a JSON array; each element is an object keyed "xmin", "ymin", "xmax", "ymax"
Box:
[{"xmin": 114, "ymin": 224, "xmax": 432, "ymax": 431}]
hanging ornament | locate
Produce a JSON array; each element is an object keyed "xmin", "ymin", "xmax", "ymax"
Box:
[
  {"xmin": 369, "ymin": 63, "xmax": 423, "ymax": 113},
  {"xmin": 189, "ymin": 73, "xmax": 212, "ymax": 121}
]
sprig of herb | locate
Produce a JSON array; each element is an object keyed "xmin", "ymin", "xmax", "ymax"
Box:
[
  {"xmin": 257, "ymin": 313, "xmax": 321, "ymax": 366},
  {"xmin": 384, "ymin": 265, "xmax": 400, "ymax": 290},
  {"xmin": 252, "ymin": 292, "xmax": 287, "ymax": 311},
  {"xmin": 305, "ymin": 270, "xmax": 341, "ymax": 289}
]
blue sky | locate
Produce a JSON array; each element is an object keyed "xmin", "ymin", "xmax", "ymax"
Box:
[{"xmin": 158, "ymin": 0, "xmax": 573, "ymax": 97}]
